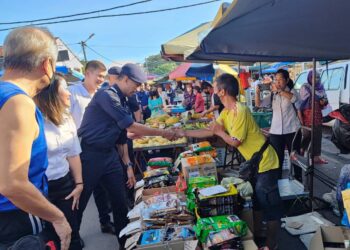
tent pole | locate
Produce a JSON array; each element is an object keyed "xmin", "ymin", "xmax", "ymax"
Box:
[
  {"xmin": 259, "ymin": 62, "xmax": 262, "ymax": 78},
  {"xmin": 238, "ymin": 62, "xmax": 241, "ymax": 102},
  {"xmin": 309, "ymin": 58, "xmax": 316, "ymax": 211}
]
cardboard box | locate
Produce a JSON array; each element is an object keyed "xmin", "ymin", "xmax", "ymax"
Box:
[
  {"xmin": 142, "ymin": 186, "xmax": 178, "ymax": 201},
  {"xmin": 202, "ymin": 239, "xmax": 256, "ymax": 250},
  {"xmin": 239, "ymin": 208, "xmax": 254, "ymax": 233},
  {"xmin": 242, "ymin": 240, "xmax": 258, "ymax": 250},
  {"xmin": 136, "ymin": 239, "xmax": 198, "ymax": 250},
  {"xmin": 181, "ymin": 157, "xmax": 217, "ymax": 180},
  {"xmin": 309, "ymin": 226, "xmax": 350, "ymax": 250},
  {"xmin": 242, "ymin": 228, "xmax": 254, "ymax": 241}
]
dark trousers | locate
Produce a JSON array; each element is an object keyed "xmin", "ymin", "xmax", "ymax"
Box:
[
  {"xmin": 269, "ymin": 132, "xmax": 295, "ymax": 178},
  {"xmin": 0, "ymin": 210, "xmax": 43, "ymax": 247},
  {"xmin": 93, "ymin": 184, "xmax": 112, "ymax": 225},
  {"xmin": 301, "ymin": 125, "xmax": 322, "ymax": 156},
  {"xmin": 47, "ymin": 173, "xmax": 82, "ymax": 250},
  {"xmin": 77, "ymin": 144, "xmax": 129, "ymax": 249}
]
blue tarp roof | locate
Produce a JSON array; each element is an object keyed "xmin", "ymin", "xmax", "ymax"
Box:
[
  {"xmin": 261, "ymin": 62, "xmax": 295, "ymax": 74},
  {"xmin": 0, "ymin": 67, "xmax": 83, "ymax": 81},
  {"xmin": 186, "ymin": 63, "xmax": 214, "ymax": 81}
]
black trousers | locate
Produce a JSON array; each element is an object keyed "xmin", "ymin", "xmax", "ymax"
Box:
[
  {"xmin": 0, "ymin": 209, "xmax": 43, "ymax": 247},
  {"xmin": 269, "ymin": 132, "xmax": 295, "ymax": 178},
  {"xmin": 93, "ymin": 184, "xmax": 112, "ymax": 225},
  {"xmin": 46, "ymin": 172, "xmax": 82, "ymax": 250},
  {"xmin": 77, "ymin": 143, "xmax": 129, "ymax": 249}
]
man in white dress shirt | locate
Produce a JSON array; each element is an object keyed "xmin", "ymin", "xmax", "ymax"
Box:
[{"xmin": 69, "ymin": 61, "xmax": 116, "ymax": 235}]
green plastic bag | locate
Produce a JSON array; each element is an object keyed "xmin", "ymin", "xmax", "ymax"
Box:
[{"xmin": 194, "ymin": 215, "xmax": 247, "ymax": 243}]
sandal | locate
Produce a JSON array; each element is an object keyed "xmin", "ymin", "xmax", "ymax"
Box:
[
  {"xmin": 314, "ymin": 158, "xmax": 328, "ymax": 164},
  {"xmin": 290, "ymin": 152, "xmax": 297, "ymax": 161}
]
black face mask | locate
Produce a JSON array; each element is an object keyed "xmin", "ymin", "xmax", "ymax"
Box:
[{"xmin": 46, "ymin": 60, "xmax": 56, "ymax": 86}]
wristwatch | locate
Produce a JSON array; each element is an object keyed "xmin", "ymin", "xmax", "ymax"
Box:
[{"xmin": 126, "ymin": 162, "xmax": 134, "ymax": 169}]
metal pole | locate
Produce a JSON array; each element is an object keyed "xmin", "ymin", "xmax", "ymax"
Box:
[
  {"xmin": 309, "ymin": 58, "xmax": 316, "ymax": 211},
  {"xmin": 259, "ymin": 62, "xmax": 262, "ymax": 78},
  {"xmin": 81, "ymin": 41, "xmax": 87, "ymax": 64},
  {"xmin": 238, "ymin": 62, "xmax": 241, "ymax": 102}
]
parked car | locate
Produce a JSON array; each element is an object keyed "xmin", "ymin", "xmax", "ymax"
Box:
[{"xmin": 295, "ymin": 61, "xmax": 349, "ymax": 118}]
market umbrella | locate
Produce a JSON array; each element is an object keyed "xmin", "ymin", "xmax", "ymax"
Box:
[
  {"xmin": 161, "ymin": 2, "xmax": 230, "ymax": 62},
  {"xmin": 168, "ymin": 63, "xmax": 193, "ymax": 80},
  {"xmin": 187, "ymin": 0, "xmax": 350, "ymax": 62},
  {"xmin": 186, "ymin": 0, "xmax": 350, "ymax": 210},
  {"xmin": 186, "ymin": 63, "xmax": 215, "ymax": 81}
]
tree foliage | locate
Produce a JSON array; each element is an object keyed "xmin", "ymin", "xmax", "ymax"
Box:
[{"xmin": 144, "ymin": 54, "xmax": 178, "ymax": 76}]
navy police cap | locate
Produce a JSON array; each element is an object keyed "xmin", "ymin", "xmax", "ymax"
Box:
[{"xmin": 120, "ymin": 63, "xmax": 147, "ymax": 85}]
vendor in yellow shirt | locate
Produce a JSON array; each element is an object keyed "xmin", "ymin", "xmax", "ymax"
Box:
[{"xmin": 179, "ymin": 73, "xmax": 282, "ymax": 250}]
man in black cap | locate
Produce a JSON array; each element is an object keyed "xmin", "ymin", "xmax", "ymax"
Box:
[{"xmin": 77, "ymin": 63, "xmax": 177, "ymax": 249}]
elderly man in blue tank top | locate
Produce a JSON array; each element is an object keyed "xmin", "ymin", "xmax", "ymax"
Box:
[{"xmin": 0, "ymin": 27, "xmax": 71, "ymax": 250}]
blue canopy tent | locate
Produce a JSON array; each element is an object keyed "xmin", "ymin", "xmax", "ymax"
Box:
[
  {"xmin": 186, "ymin": 63, "xmax": 215, "ymax": 81},
  {"xmin": 261, "ymin": 62, "xmax": 295, "ymax": 74},
  {"xmin": 56, "ymin": 66, "xmax": 84, "ymax": 82}
]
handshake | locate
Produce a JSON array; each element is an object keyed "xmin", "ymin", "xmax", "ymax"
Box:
[{"xmin": 161, "ymin": 128, "xmax": 186, "ymax": 141}]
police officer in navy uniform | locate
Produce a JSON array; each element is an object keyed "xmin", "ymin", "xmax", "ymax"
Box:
[{"xmin": 77, "ymin": 63, "xmax": 177, "ymax": 249}]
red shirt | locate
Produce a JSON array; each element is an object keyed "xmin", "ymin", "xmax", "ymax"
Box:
[{"xmin": 194, "ymin": 93, "xmax": 205, "ymax": 113}]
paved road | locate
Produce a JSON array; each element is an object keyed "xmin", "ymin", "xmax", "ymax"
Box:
[
  {"xmin": 80, "ymin": 198, "xmax": 118, "ymax": 250},
  {"xmin": 80, "ymin": 129, "xmax": 349, "ymax": 250}
]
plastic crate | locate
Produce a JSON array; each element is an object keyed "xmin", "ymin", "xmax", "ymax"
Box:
[{"xmin": 252, "ymin": 112, "xmax": 272, "ymax": 128}]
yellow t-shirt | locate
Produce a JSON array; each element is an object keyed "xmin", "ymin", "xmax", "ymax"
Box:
[{"xmin": 217, "ymin": 103, "xmax": 279, "ymax": 173}]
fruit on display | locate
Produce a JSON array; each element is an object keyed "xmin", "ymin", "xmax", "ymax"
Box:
[
  {"xmin": 134, "ymin": 136, "xmax": 187, "ymax": 148},
  {"xmin": 146, "ymin": 114, "xmax": 171, "ymax": 124},
  {"xmin": 191, "ymin": 113, "xmax": 202, "ymax": 120},
  {"xmin": 165, "ymin": 116, "xmax": 180, "ymax": 126},
  {"xmin": 183, "ymin": 122, "xmax": 209, "ymax": 130}
]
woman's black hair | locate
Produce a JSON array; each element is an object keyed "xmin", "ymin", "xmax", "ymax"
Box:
[
  {"xmin": 149, "ymin": 90, "xmax": 159, "ymax": 99},
  {"xmin": 215, "ymin": 73, "xmax": 239, "ymax": 97},
  {"xmin": 276, "ymin": 68, "xmax": 294, "ymax": 89},
  {"xmin": 193, "ymin": 86, "xmax": 201, "ymax": 93}
]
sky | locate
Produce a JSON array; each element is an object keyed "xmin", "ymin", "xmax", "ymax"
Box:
[{"xmin": 0, "ymin": 0, "xmax": 226, "ymax": 66}]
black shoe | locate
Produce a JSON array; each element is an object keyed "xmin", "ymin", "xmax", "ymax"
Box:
[
  {"xmin": 100, "ymin": 222, "xmax": 116, "ymax": 235},
  {"xmin": 80, "ymin": 238, "xmax": 85, "ymax": 248}
]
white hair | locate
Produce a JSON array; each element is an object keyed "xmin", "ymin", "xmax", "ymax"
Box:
[{"xmin": 3, "ymin": 27, "xmax": 58, "ymax": 72}]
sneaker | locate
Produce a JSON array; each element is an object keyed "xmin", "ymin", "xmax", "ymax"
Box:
[
  {"xmin": 322, "ymin": 190, "xmax": 336, "ymax": 205},
  {"xmin": 100, "ymin": 222, "xmax": 116, "ymax": 235}
]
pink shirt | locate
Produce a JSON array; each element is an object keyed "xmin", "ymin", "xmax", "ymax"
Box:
[{"xmin": 194, "ymin": 93, "xmax": 205, "ymax": 113}]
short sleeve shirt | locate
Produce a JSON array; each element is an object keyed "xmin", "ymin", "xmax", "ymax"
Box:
[
  {"xmin": 78, "ymin": 84, "xmax": 134, "ymax": 149},
  {"xmin": 44, "ymin": 114, "xmax": 81, "ymax": 181},
  {"xmin": 69, "ymin": 82, "xmax": 94, "ymax": 129},
  {"xmin": 217, "ymin": 103, "xmax": 279, "ymax": 173}
]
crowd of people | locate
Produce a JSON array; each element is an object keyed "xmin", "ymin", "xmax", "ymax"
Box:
[{"xmin": 0, "ymin": 26, "xmax": 330, "ymax": 250}]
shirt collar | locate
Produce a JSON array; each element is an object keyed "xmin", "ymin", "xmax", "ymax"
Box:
[
  {"xmin": 111, "ymin": 84, "xmax": 127, "ymax": 105},
  {"xmin": 79, "ymin": 82, "xmax": 94, "ymax": 98}
]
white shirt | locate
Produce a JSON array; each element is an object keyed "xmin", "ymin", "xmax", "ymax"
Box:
[
  {"xmin": 270, "ymin": 88, "xmax": 301, "ymax": 135},
  {"xmin": 69, "ymin": 82, "xmax": 94, "ymax": 129},
  {"xmin": 159, "ymin": 92, "xmax": 168, "ymax": 106},
  {"xmin": 44, "ymin": 114, "xmax": 82, "ymax": 181}
]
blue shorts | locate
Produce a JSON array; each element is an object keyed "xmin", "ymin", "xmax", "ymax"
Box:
[{"xmin": 253, "ymin": 169, "xmax": 284, "ymax": 221}]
